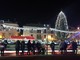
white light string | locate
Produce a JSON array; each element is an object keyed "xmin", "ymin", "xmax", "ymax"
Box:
[{"xmin": 2, "ymin": 24, "xmax": 80, "ymax": 33}]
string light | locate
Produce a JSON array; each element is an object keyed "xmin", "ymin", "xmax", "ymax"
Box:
[{"xmin": 2, "ymin": 24, "xmax": 80, "ymax": 33}]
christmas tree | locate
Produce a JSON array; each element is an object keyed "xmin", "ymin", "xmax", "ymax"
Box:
[{"xmin": 55, "ymin": 11, "xmax": 69, "ymax": 40}]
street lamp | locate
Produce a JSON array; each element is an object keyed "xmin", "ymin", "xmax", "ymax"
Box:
[
  {"xmin": 44, "ymin": 24, "xmax": 50, "ymax": 55},
  {"xmin": 77, "ymin": 27, "xmax": 80, "ymax": 30}
]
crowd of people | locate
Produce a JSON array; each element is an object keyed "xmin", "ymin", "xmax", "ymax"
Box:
[
  {"xmin": 0, "ymin": 39, "xmax": 78, "ymax": 56},
  {"xmin": 59, "ymin": 40, "xmax": 77, "ymax": 54},
  {"xmin": 15, "ymin": 40, "xmax": 46, "ymax": 55}
]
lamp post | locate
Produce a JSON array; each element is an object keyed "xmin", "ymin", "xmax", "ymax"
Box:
[{"xmin": 44, "ymin": 24, "xmax": 50, "ymax": 55}]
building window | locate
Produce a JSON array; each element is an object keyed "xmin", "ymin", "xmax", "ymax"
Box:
[
  {"xmin": 9, "ymin": 33, "xmax": 11, "ymax": 35},
  {"xmin": 17, "ymin": 29, "xmax": 19, "ymax": 32},
  {"xmin": 44, "ymin": 29, "xmax": 46, "ymax": 33},
  {"xmin": 51, "ymin": 30, "xmax": 54, "ymax": 33},
  {"xmin": 37, "ymin": 30, "xmax": 41, "ymax": 33},
  {"xmin": 31, "ymin": 34, "xmax": 33, "ymax": 36},
  {"xmin": 51, "ymin": 35, "xmax": 53, "ymax": 38},
  {"xmin": 30, "ymin": 29, "xmax": 33, "ymax": 33},
  {"xmin": 44, "ymin": 35, "xmax": 46, "ymax": 38},
  {"xmin": 37, "ymin": 34, "xmax": 41, "ymax": 39}
]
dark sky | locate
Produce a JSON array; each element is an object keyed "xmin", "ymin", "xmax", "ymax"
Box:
[{"xmin": 0, "ymin": 0, "xmax": 80, "ymax": 27}]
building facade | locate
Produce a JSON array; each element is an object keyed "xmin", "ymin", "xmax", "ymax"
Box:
[
  {"xmin": 0, "ymin": 21, "xmax": 57, "ymax": 41},
  {"xmin": 0, "ymin": 21, "xmax": 19, "ymax": 39},
  {"xmin": 23, "ymin": 26, "xmax": 57, "ymax": 41}
]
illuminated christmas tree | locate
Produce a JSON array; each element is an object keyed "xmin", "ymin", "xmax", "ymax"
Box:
[{"xmin": 55, "ymin": 11, "xmax": 69, "ymax": 40}]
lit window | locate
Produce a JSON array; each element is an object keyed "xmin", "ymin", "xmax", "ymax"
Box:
[{"xmin": 37, "ymin": 30, "xmax": 41, "ymax": 33}]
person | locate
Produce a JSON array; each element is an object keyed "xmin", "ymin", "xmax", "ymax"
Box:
[
  {"xmin": 0, "ymin": 39, "xmax": 8, "ymax": 56},
  {"xmin": 36, "ymin": 41, "xmax": 42, "ymax": 55},
  {"xmin": 63, "ymin": 41, "xmax": 67, "ymax": 54},
  {"xmin": 0, "ymin": 42, "xmax": 5, "ymax": 56},
  {"xmin": 21, "ymin": 40, "xmax": 25, "ymax": 55},
  {"xmin": 41, "ymin": 41, "xmax": 45, "ymax": 55},
  {"xmin": 3, "ymin": 40, "xmax": 8, "ymax": 49},
  {"xmin": 60, "ymin": 40, "xmax": 67, "ymax": 54},
  {"xmin": 50, "ymin": 41, "xmax": 55, "ymax": 54},
  {"xmin": 15, "ymin": 40, "xmax": 20, "ymax": 55},
  {"xmin": 71, "ymin": 40, "xmax": 77, "ymax": 54},
  {"xmin": 27, "ymin": 40, "xmax": 32, "ymax": 55},
  {"xmin": 31, "ymin": 40, "xmax": 36, "ymax": 55}
]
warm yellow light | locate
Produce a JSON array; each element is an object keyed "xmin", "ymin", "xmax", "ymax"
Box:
[
  {"xmin": 47, "ymin": 35, "xmax": 53, "ymax": 40},
  {"xmin": 48, "ymin": 35, "xmax": 51, "ymax": 39},
  {"xmin": 47, "ymin": 35, "xmax": 56, "ymax": 41},
  {"xmin": 0, "ymin": 35, "xmax": 2, "ymax": 38}
]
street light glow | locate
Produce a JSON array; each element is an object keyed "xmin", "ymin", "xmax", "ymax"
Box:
[{"xmin": 77, "ymin": 27, "xmax": 80, "ymax": 30}]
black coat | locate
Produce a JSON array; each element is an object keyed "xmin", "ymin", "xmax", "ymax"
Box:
[
  {"xmin": 36, "ymin": 42, "xmax": 41, "ymax": 50},
  {"xmin": 72, "ymin": 41, "xmax": 77, "ymax": 50},
  {"xmin": 27, "ymin": 42, "xmax": 32, "ymax": 51},
  {"xmin": 21, "ymin": 41, "xmax": 25, "ymax": 50},
  {"xmin": 60, "ymin": 42, "xmax": 67, "ymax": 50},
  {"xmin": 50, "ymin": 42, "xmax": 55, "ymax": 51},
  {"xmin": 15, "ymin": 41, "xmax": 20, "ymax": 50},
  {"xmin": 32, "ymin": 43, "xmax": 36, "ymax": 50}
]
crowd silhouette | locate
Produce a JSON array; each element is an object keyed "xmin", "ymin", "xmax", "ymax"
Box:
[
  {"xmin": 0, "ymin": 39, "xmax": 78, "ymax": 56},
  {"xmin": 14, "ymin": 40, "xmax": 78, "ymax": 55}
]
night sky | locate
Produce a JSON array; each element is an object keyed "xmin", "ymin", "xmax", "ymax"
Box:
[{"xmin": 0, "ymin": 0, "xmax": 80, "ymax": 28}]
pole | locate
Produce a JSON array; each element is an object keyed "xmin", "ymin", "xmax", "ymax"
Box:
[
  {"xmin": 46, "ymin": 32, "xmax": 48, "ymax": 55},
  {"xmin": 46, "ymin": 24, "xmax": 49, "ymax": 55},
  {"xmin": 44, "ymin": 24, "xmax": 49, "ymax": 55}
]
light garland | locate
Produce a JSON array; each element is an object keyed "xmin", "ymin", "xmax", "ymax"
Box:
[{"xmin": 2, "ymin": 24, "xmax": 80, "ymax": 33}]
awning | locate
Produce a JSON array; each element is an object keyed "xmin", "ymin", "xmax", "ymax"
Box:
[{"xmin": 10, "ymin": 36, "xmax": 35, "ymax": 40}]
